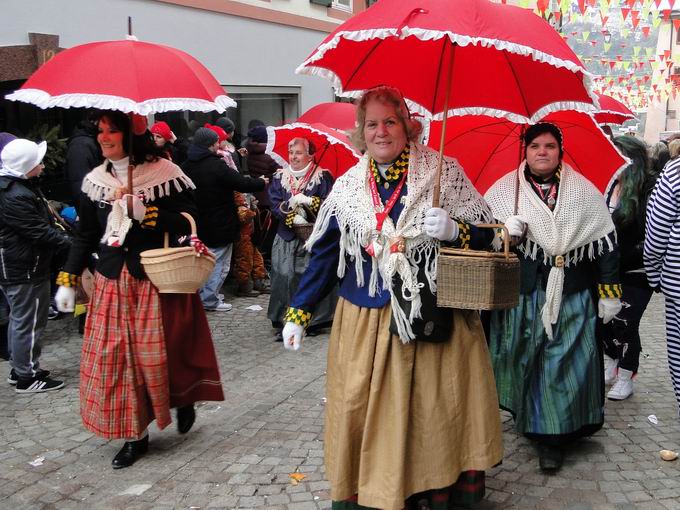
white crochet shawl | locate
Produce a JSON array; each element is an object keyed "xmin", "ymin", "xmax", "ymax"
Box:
[
  {"xmin": 277, "ymin": 162, "xmax": 327, "ymax": 195},
  {"xmin": 484, "ymin": 162, "xmax": 615, "ymax": 339},
  {"xmin": 306, "ymin": 142, "xmax": 491, "ymax": 342},
  {"xmin": 81, "ymin": 157, "xmax": 195, "ymax": 246}
]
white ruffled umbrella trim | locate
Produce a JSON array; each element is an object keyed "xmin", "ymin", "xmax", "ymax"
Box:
[
  {"xmin": 265, "ymin": 123, "xmax": 360, "ymax": 168},
  {"xmin": 595, "ymin": 109, "xmax": 637, "ymax": 123},
  {"xmin": 5, "ymin": 89, "xmax": 236, "ymax": 114},
  {"xmin": 296, "ymin": 27, "xmax": 599, "ymax": 121}
]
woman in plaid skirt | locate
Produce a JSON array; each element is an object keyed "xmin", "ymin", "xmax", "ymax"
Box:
[{"xmin": 55, "ymin": 111, "xmax": 223, "ymax": 469}]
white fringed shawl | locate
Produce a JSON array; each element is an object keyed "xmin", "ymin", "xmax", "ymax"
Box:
[
  {"xmin": 82, "ymin": 157, "xmax": 195, "ymax": 246},
  {"xmin": 306, "ymin": 142, "xmax": 491, "ymax": 342},
  {"xmin": 484, "ymin": 162, "xmax": 615, "ymax": 339}
]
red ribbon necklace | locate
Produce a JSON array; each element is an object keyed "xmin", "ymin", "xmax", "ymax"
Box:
[{"xmin": 366, "ymin": 165, "xmax": 408, "ymax": 257}]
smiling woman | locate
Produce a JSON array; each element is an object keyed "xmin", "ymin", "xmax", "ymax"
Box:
[
  {"xmin": 277, "ymin": 86, "xmax": 502, "ymax": 509},
  {"xmin": 54, "ymin": 110, "xmax": 224, "ymax": 470}
]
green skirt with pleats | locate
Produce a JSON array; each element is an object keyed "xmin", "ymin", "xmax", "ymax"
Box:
[{"xmin": 489, "ymin": 287, "xmax": 603, "ymax": 436}]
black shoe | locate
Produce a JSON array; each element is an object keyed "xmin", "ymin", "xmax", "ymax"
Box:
[
  {"xmin": 47, "ymin": 305, "xmax": 60, "ymax": 320},
  {"xmin": 538, "ymin": 444, "xmax": 563, "ymax": 472},
  {"xmin": 8, "ymin": 368, "xmax": 50, "ymax": 386},
  {"xmin": 274, "ymin": 330, "xmax": 283, "ymax": 342},
  {"xmin": 112, "ymin": 436, "xmax": 149, "ymax": 469},
  {"xmin": 177, "ymin": 405, "xmax": 196, "ymax": 434},
  {"xmin": 15, "ymin": 374, "xmax": 63, "ymax": 393}
]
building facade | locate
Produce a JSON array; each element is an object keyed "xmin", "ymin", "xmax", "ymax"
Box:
[{"xmin": 0, "ymin": 0, "xmax": 371, "ymax": 141}]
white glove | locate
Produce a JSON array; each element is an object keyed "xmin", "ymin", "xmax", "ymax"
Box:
[
  {"xmin": 423, "ymin": 207, "xmax": 458, "ymax": 241},
  {"xmin": 282, "ymin": 322, "xmax": 304, "ymax": 351},
  {"xmin": 598, "ymin": 297, "xmax": 622, "ymax": 324},
  {"xmin": 293, "ymin": 214, "xmax": 308, "ymax": 225},
  {"xmin": 289, "ymin": 193, "xmax": 313, "ymax": 208},
  {"xmin": 121, "ymin": 194, "xmax": 146, "ymax": 222},
  {"xmin": 55, "ymin": 286, "xmax": 76, "ymax": 313},
  {"xmin": 505, "ymin": 215, "xmax": 527, "ymax": 238}
]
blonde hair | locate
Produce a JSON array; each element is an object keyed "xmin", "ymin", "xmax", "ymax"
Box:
[
  {"xmin": 669, "ymin": 139, "xmax": 680, "ymax": 160},
  {"xmin": 350, "ymin": 86, "xmax": 423, "ymax": 152}
]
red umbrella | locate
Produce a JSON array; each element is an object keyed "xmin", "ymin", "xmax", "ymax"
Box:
[
  {"xmin": 296, "ymin": 0, "xmax": 597, "ymax": 123},
  {"xmin": 594, "ymin": 93, "xmax": 636, "ymax": 125},
  {"xmin": 265, "ymin": 123, "xmax": 360, "ymax": 179},
  {"xmin": 5, "ymin": 38, "xmax": 235, "ymax": 114},
  {"xmin": 297, "ymin": 102, "xmax": 357, "ymax": 133},
  {"xmin": 427, "ymin": 110, "xmax": 628, "ymax": 195}
]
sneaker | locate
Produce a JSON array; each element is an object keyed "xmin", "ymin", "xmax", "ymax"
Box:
[
  {"xmin": 47, "ymin": 305, "xmax": 60, "ymax": 320},
  {"xmin": 206, "ymin": 302, "xmax": 232, "ymax": 312},
  {"xmin": 607, "ymin": 368, "xmax": 634, "ymax": 401},
  {"xmin": 15, "ymin": 375, "xmax": 64, "ymax": 394},
  {"xmin": 603, "ymin": 354, "xmax": 617, "ymax": 385},
  {"xmin": 8, "ymin": 368, "xmax": 50, "ymax": 385}
]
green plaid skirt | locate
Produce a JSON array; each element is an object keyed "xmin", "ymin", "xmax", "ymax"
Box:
[
  {"xmin": 332, "ymin": 470, "xmax": 485, "ymax": 509},
  {"xmin": 489, "ymin": 287, "xmax": 604, "ymax": 436}
]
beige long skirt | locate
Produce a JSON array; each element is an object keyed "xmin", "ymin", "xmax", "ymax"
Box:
[{"xmin": 324, "ymin": 298, "xmax": 503, "ymax": 510}]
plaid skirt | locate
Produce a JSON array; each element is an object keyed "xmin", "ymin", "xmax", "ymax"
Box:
[{"xmin": 80, "ymin": 267, "xmax": 171, "ymax": 439}]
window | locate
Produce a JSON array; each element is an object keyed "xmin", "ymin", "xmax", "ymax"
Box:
[
  {"xmin": 332, "ymin": 0, "xmax": 352, "ymax": 12},
  {"xmin": 669, "ymin": 110, "xmax": 677, "ymax": 120},
  {"xmin": 154, "ymin": 86, "xmax": 300, "ymax": 150}
]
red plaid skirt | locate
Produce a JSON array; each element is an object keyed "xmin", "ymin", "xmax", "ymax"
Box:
[{"xmin": 80, "ymin": 267, "xmax": 171, "ymax": 439}]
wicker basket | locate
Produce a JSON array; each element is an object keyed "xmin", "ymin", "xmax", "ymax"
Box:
[
  {"xmin": 280, "ymin": 201, "xmax": 316, "ymax": 242},
  {"xmin": 436, "ymin": 223, "xmax": 520, "ymax": 310},
  {"xmin": 140, "ymin": 213, "xmax": 216, "ymax": 294}
]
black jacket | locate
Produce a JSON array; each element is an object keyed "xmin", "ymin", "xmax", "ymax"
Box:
[
  {"xmin": 0, "ymin": 176, "xmax": 71, "ymax": 284},
  {"xmin": 181, "ymin": 146, "xmax": 265, "ymax": 247},
  {"xmin": 65, "ymin": 123, "xmax": 102, "ymax": 208},
  {"xmin": 63, "ymin": 162, "xmax": 198, "ymax": 281}
]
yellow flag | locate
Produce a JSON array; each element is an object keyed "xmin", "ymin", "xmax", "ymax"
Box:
[{"xmin": 582, "ymin": 31, "xmax": 591, "ymax": 42}]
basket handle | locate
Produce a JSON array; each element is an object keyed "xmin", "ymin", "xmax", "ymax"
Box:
[
  {"xmin": 474, "ymin": 223, "xmax": 511, "ymax": 260},
  {"xmin": 163, "ymin": 212, "xmax": 198, "ymax": 249}
]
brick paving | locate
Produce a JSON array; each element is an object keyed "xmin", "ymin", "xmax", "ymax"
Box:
[{"xmin": 1, "ymin": 291, "xmax": 680, "ymax": 509}]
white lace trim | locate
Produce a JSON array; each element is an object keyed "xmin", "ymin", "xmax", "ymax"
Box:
[
  {"xmin": 6, "ymin": 89, "xmax": 236, "ymax": 115},
  {"xmin": 296, "ymin": 28, "xmax": 598, "ymax": 122},
  {"xmin": 265, "ymin": 123, "xmax": 360, "ymax": 168},
  {"xmin": 306, "ymin": 142, "xmax": 491, "ymax": 342}
]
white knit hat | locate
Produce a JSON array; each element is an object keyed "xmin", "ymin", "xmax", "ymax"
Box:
[{"xmin": 0, "ymin": 139, "xmax": 47, "ymax": 179}]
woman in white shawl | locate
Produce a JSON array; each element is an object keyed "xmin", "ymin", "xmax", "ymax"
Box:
[
  {"xmin": 278, "ymin": 86, "xmax": 503, "ymax": 510},
  {"xmin": 485, "ymin": 123, "xmax": 622, "ymax": 472}
]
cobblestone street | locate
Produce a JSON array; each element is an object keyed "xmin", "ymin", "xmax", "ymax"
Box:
[{"xmin": 1, "ymin": 291, "xmax": 680, "ymax": 509}]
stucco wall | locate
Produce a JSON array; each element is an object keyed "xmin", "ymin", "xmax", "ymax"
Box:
[{"xmin": 1, "ymin": 0, "xmax": 335, "ymax": 114}]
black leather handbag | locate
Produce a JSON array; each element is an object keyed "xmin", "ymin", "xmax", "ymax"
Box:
[{"xmin": 389, "ymin": 263, "xmax": 454, "ymax": 343}]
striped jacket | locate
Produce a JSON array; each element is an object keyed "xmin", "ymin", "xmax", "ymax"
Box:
[{"xmin": 644, "ymin": 158, "xmax": 680, "ymax": 300}]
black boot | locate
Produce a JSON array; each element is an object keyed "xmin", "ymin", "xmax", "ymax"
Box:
[
  {"xmin": 537, "ymin": 443, "xmax": 563, "ymax": 472},
  {"xmin": 177, "ymin": 404, "xmax": 196, "ymax": 434},
  {"xmin": 112, "ymin": 435, "xmax": 149, "ymax": 469},
  {"xmin": 0, "ymin": 323, "xmax": 8, "ymax": 361}
]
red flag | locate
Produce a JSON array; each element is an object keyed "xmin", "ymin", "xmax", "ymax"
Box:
[
  {"xmin": 609, "ymin": 61, "xmax": 617, "ymax": 70},
  {"xmin": 642, "ymin": 26, "xmax": 650, "ymax": 38},
  {"xmin": 673, "ymin": 19, "xmax": 680, "ymax": 32},
  {"xmin": 621, "ymin": 7, "xmax": 630, "ymax": 20},
  {"xmin": 600, "ymin": 13, "xmax": 609, "ymax": 27},
  {"xmin": 536, "ymin": 0, "xmax": 549, "ymax": 13},
  {"xmin": 631, "ymin": 11, "xmax": 640, "ymax": 29},
  {"xmin": 578, "ymin": 0, "xmax": 586, "ymax": 14}
]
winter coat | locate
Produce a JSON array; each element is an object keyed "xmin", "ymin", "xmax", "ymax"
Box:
[
  {"xmin": 65, "ymin": 124, "xmax": 102, "ymax": 207},
  {"xmin": 181, "ymin": 145, "xmax": 265, "ymax": 247},
  {"xmin": 0, "ymin": 176, "xmax": 71, "ymax": 284},
  {"xmin": 245, "ymin": 140, "xmax": 280, "ymax": 207}
]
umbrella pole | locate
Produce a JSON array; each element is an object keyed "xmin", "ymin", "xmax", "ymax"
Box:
[
  {"xmin": 514, "ymin": 125, "xmax": 525, "ymax": 216},
  {"xmin": 127, "ymin": 113, "xmax": 134, "ymax": 218},
  {"xmin": 432, "ymin": 44, "xmax": 455, "ymax": 208}
]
